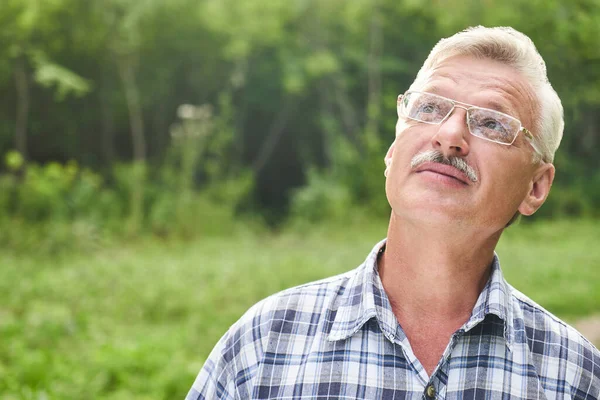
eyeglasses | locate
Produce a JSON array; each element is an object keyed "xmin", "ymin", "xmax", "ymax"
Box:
[{"xmin": 397, "ymin": 91, "xmax": 543, "ymax": 158}]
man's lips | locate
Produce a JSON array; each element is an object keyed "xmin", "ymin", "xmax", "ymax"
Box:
[{"xmin": 414, "ymin": 162, "xmax": 471, "ymax": 185}]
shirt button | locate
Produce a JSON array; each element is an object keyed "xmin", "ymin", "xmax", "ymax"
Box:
[{"xmin": 425, "ymin": 384, "xmax": 436, "ymax": 398}]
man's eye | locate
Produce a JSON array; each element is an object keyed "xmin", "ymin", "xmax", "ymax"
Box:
[
  {"xmin": 419, "ymin": 103, "xmax": 437, "ymax": 113},
  {"xmin": 482, "ymin": 119, "xmax": 507, "ymax": 133}
]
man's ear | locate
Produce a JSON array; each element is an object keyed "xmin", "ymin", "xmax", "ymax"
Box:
[{"xmin": 518, "ymin": 163, "xmax": 555, "ymax": 216}]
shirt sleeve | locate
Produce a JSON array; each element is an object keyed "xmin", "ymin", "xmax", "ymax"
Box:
[{"xmin": 185, "ymin": 331, "xmax": 236, "ymax": 400}]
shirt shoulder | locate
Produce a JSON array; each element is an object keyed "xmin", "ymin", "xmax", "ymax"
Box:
[
  {"xmin": 238, "ymin": 266, "xmax": 358, "ymax": 339},
  {"xmin": 509, "ymin": 285, "xmax": 600, "ymax": 398},
  {"xmin": 186, "ymin": 267, "xmax": 360, "ymax": 399}
]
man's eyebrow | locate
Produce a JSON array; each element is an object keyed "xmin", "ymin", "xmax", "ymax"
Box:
[
  {"xmin": 420, "ymin": 84, "xmax": 445, "ymax": 94},
  {"xmin": 478, "ymin": 99, "xmax": 516, "ymax": 116}
]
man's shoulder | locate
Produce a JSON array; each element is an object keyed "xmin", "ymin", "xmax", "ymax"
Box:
[
  {"xmin": 242, "ymin": 267, "xmax": 356, "ymax": 323},
  {"xmin": 219, "ymin": 266, "xmax": 360, "ymax": 353},
  {"xmin": 509, "ymin": 285, "xmax": 597, "ymax": 349},
  {"xmin": 508, "ymin": 285, "xmax": 600, "ymax": 389},
  {"xmin": 186, "ymin": 265, "xmax": 365, "ymax": 400}
]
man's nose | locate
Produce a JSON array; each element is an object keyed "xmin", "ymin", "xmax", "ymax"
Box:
[{"xmin": 430, "ymin": 108, "xmax": 470, "ymax": 158}]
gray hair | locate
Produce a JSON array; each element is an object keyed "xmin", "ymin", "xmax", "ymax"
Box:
[{"xmin": 409, "ymin": 26, "xmax": 563, "ymax": 163}]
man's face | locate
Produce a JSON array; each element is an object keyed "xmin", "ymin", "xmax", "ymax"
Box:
[{"xmin": 384, "ymin": 55, "xmax": 554, "ymax": 232}]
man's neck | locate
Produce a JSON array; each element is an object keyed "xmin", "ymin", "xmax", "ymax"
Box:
[
  {"xmin": 380, "ymin": 213, "xmax": 501, "ymax": 317},
  {"xmin": 380, "ymin": 214, "xmax": 501, "ymax": 320},
  {"xmin": 378, "ymin": 213, "xmax": 502, "ymax": 374}
]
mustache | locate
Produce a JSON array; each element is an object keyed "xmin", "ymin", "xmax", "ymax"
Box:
[{"xmin": 410, "ymin": 150, "xmax": 478, "ymax": 183}]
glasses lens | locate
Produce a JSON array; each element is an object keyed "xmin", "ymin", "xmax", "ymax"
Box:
[
  {"xmin": 467, "ymin": 108, "xmax": 521, "ymax": 144},
  {"xmin": 400, "ymin": 92, "xmax": 453, "ymax": 123}
]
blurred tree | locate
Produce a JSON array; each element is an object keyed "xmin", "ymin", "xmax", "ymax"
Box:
[
  {"xmin": 0, "ymin": 0, "xmax": 90, "ymax": 163},
  {"xmin": 0, "ymin": 0, "xmax": 598, "ymax": 222}
]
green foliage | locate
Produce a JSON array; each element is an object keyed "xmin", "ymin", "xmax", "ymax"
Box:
[
  {"xmin": 0, "ymin": 94, "xmax": 255, "ymax": 253},
  {"xmin": 0, "ymin": 158, "xmax": 255, "ymax": 253},
  {"xmin": 147, "ymin": 173, "xmax": 254, "ymax": 239},
  {"xmin": 5, "ymin": 150, "xmax": 24, "ymax": 171},
  {"xmin": 0, "ymin": 154, "xmax": 115, "ymax": 253},
  {"xmin": 290, "ymin": 131, "xmax": 390, "ymax": 224},
  {"xmin": 33, "ymin": 56, "xmax": 92, "ymax": 100},
  {"xmin": 1, "ymin": 0, "xmax": 600, "ymax": 229},
  {"xmin": 145, "ymin": 96, "xmax": 253, "ymax": 238},
  {"xmin": 289, "ymin": 168, "xmax": 354, "ymax": 223},
  {"xmin": 1, "ymin": 155, "xmax": 102, "ymax": 222}
]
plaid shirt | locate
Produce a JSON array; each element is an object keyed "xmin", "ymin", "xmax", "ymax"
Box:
[{"xmin": 187, "ymin": 240, "xmax": 600, "ymax": 399}]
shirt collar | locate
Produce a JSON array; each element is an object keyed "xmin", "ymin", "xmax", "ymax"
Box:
[
  {"xmin": 328, "ymin": 239, "xmax": 515, "ymax": 349},
  {"xmin": 464, "ymin": 253, "xmax": 515, "ymax": 348},
  {"xmin": 328, "ymin": 239, "xmax": 398, "ymax": 343}
]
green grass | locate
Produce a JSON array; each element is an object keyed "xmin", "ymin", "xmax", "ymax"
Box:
[
  {"xmin": 497, "ymin": 219, "xmax": 600, "ymax": 319},
  {"xmin": 1, "ymin": 219, "xmax": 599, "ymax": 399}
]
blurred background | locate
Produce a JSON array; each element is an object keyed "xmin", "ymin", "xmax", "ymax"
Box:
[{"xmin": 1, "ymin": 0, "xmax": 599, "ymax": 398}]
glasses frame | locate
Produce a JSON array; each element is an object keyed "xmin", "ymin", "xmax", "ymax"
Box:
[{"xmin": 397, "ymin": 91, "xmax": 543, "ymax": 159}]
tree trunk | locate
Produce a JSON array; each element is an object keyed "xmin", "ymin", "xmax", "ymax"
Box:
[
  {"xmin": 582, "ymin": 109, "xmax": 597, "ymax": 158},
  {"xmin": 153, "ymin": 101, "xmax": 167, "ymax": 160},
  {"xmin": 14, "ymin": 55, "xmax": 30, "ymax": 162},
  {"xmin": 251, "ymin": 100, "xmax": 293, "ymax": 174},
  {"xmin": 117, "ymin": 55, "xmax": 146, "ymax": 162},
  {"xmin": 100, "ymin": 85, "xmax": 116, "ymax": 164},
  {"xmin": 117, "ymin": 54, "xmax": 146, "ymax": 235},
  {"xmin": 332, "ymin": 76, "xmax": 361, "ymax": 151}
]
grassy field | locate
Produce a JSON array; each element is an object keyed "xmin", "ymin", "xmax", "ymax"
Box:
[{"xmin": 1, "ymin": 219, "xmax": 599, "ymax": 399}]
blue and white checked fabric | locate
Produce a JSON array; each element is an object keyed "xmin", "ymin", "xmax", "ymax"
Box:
[{"xmin": 187, "ymin": 240, "xmax": 600, "ymax": 399}]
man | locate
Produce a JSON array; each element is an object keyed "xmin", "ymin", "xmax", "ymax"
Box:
[{"xmin": 187, "ymin": 26, "xmax": 600, "ymax": 399}]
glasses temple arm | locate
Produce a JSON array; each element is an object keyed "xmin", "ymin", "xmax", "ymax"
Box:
[{"xmin": 521, "ymin": 128, "xmax": 544, "ymax": 160}]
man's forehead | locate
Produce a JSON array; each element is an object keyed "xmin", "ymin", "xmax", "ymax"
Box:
[
  {"xmin": 419, "ymin": 81, "xmax": 517, "ymax": 116},
  {"xmin": 416, "ymin": 56, "xmax": 529, "ymax": 89},
  {"xmin": 426, "ymin": 69, "xmax": 521, "ymax": 89},
  {"xmin": 414, "ymin": 63, "xmax": 532, "ymax": 115}
]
